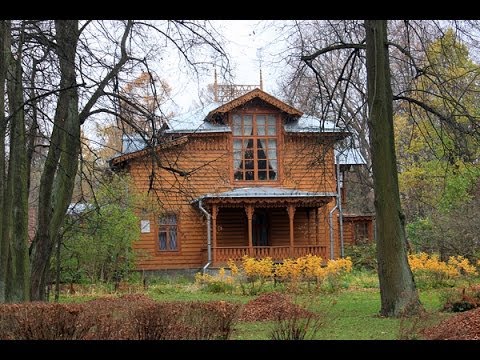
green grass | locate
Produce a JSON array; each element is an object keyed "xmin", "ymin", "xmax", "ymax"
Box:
[
  {"xmin": 58, "ymin": 271, "xmax": 466, "ymax": 340},
  {"xmin": 232, "ymin": 288, "xmax": 452, "ymax": 340}
]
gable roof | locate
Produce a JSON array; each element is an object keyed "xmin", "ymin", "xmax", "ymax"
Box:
[
  {"xmin": 166, "ymin": 90, "xmax": 344, "ymax": 135},
  {"xmin": 205, "ymin": 88, "xmax": 303, "ymax": 120}
]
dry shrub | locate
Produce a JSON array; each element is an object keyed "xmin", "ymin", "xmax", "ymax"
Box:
[
  {"xmin": 0, "ymin": 303, "xmax": 84, "ymax": 340},
  {"xmin": 269, "ymin": 308, "xmax": 323, "ymax": 340},
  {"xmin": 78, "ymin": 294, "xmax": 156, "ymax": 339},
  {"xmin": 132, "ymin": 300, "xmax": 240, "ymax": 340},
  {"xmin": 239, "ymin": 292, "xmax": 314, "ymax": 322},
  {"xmin": 176, "ymin": 301, "xmax": 240, "ymax": 339},
  {"xmin": 0, "ymin": 295, "xmax": 240, "ymax": 340}
]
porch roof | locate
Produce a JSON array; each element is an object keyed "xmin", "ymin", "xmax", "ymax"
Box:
[{"xmin": 194, "ymin": 187, "xmax": 336, "ymax": 206}]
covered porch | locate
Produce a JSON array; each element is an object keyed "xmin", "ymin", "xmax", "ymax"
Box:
[{"xmin": 195, "ymin": 187, "xmax": 336, "ymax": 265}]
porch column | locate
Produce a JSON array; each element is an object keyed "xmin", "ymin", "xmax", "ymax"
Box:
[
  {"xmin": 287, "ymin": 205, "xmax": 296, "ymax": 257},
  {"xmin": 315, "ymin": 207, "xmax": 320, "ymax": 245},
  {"xmin": 212, "ymin": 204, "xmax": 218, "ymax": 264},
  {"xmin": 245, "ymin": 205, "xmax": 254, "ymax": 256}
]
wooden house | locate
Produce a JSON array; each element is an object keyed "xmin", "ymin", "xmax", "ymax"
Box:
[{"xmin": 110, "ymin": 86, "xmax": 373, "ymax": 271}]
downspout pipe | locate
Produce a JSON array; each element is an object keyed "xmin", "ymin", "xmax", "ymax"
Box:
[
  {"xmin": 329, "ymin": 154, "xmax": 345, "ymax": 259},
  {"xmin": 198, "ymin": 199, "xmax": 212, "ymax": 274},
  {"xmin": 328, "ymin": 200, "xmax": 338, "ymax": 260},
  {"xmin": 337, "ymin": 163, "xmax": 345, "ymax": 258}
]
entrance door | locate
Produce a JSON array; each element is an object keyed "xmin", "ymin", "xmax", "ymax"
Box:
[{"xmin": 252, "ymin": 210, "xmax": 269, "ymax": 246}]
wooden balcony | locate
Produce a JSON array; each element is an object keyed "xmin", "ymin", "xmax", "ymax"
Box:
[{"xmin": 212, "ymin": 245, "xmax": 327, "ymax": 264}]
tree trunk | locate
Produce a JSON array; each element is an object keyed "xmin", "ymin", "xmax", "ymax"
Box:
[
  {"xmin": 0, "ymin": 20, "xmax": 9, "ymax": 302},
  {"xmin": 54, "ymin": 234, "xmax": 61, "ymax": 302},
  {"xmin": 6, "ymin": 23, "xmax": 30, "ymax": 302},
  {"xmin": 30, "ymin": 20, "xmax": 80, "ymax": 301},
  {"xmin": 0, "ymin": 21, "xmax": 30, "ymax": 302},
  {"xmin": 365, "ymin": 20, "xmax": 422, "ymax": 317}
]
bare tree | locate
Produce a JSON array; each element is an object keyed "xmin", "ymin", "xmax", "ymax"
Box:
[
  {"xmin": 0, "ymin": 20, "xmax": 31, "ymax": 302},
  {"xmin": 288, "ymin": 20, "xmax": 422, "ymax": 316},
  {"xmin": 281, "ymin": 19, "xmax": 480, "ymax": 316},
  {"xmin": 0, "ymin": 20, "xmax": 229, "ymax": 302}
]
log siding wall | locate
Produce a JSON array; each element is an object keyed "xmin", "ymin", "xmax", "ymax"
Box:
[{"xmin": 125, "ymin": 102, "xmax": 341, "ymax": 269}]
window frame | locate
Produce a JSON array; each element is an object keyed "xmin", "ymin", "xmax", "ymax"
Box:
[
  {"xmin": 230, "ymin": 109, "xmax": 282, "ymax": 185},
  {"xmin": 156, "ymin": 212, "xmax": 180, "ymax": 253},
  {"xmin": 354, "ymin": 221, "xmax": 369, "ymax": 244}
]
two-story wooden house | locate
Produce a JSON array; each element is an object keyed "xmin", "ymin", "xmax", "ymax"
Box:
[{"xmin": 110, "ymin": 86, "xmax": 371, "ymax": 272}]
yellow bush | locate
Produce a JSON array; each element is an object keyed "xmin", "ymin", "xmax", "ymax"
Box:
[
  {"xmin": 447, "ymin": 255, "xmax": 477, "ymax": 276},
  {"xmin": 326, "ymin": 257, "xmax": 353, "ymax": 274},
  {"xmin": 274, "ymin": 255, "xmax": 352, "ymax": 284},
  {"xmin": 241, "ymin": 255, "xmax": 274, "ymax": 279},
  {"xmin": 223, "ymin": 255, "xmax": 353, "ymax": 294},
  {"xmin": 408, "ymin": 252, "xmax": 478, "ymax": 280},
  {"xmin": 195, "ymin": 267, "xmax": 235, "ymax": 289},
  {"xmin": 227, "ymin": 260, "xmax": 239, "ymax": 276}
]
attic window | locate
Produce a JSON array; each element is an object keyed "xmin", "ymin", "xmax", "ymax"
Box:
[{"xmin": 232, "ymin": 114, "xmax": 278, "ymax": 181}]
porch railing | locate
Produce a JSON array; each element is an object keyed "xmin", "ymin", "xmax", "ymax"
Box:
[{"xmin": 213, "ymin": 245, "xmax": 327, "ymax": 263}]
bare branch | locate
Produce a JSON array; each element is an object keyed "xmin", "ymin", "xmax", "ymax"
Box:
[
  {"xmin": 301, "ymin": 42, "xmax": 366, "ymax": 62},
  {"xmin": 78, "ymin": 20, "xmax": 133, "ymax": 125}
]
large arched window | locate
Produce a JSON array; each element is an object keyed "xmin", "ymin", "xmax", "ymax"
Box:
[{"xmin": 232, "ymin": 113, "xmax": 278, "ymax": 182}]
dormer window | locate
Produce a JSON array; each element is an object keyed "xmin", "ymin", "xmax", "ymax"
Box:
[{"xmin": 232, "ymin": 113, "xmax": 278, "ymax": 181}]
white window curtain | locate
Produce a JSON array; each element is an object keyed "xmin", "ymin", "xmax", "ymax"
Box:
[
  {"xmin": 232, "ymin": 114, "xmax": 242, "ymax": 135},
  {"xmin": 233, "ymin": 139, "xmax": 242, "ymax": 170},
  {"xmin": 267, "ymin": 139, "xmax": 278, "ymax": 174},
  {"xmin": 169, "ymin": 226, "xmax": 177, "ymax": 250},
  {"xmin": 159, "ymin": 232, "xmax": 167, "ymax": 250},
  {"xmin": 243, "ymin": 115, "xmax": 253, "ymax": 136},
  {"xmin": 257, "ymin": 115, "xmax": 266, "ymax": 136},
  {"xmin": 267, "ymin": 115, "xmax": 276, "ymax": 136}
]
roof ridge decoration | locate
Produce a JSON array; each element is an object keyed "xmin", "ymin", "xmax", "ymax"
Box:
[{"xmin": 206, "ymin": 88, "xmax": 303, "ymax": 121}]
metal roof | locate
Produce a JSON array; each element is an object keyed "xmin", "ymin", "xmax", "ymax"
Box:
[
  {"xmin": 334, "ymin": 148, "xmax": 367, "ymax": 165},
  {"xmin": 115, "ymin": 93, "xmax": 349, "ymax": 158},
  {"xmin": 196, "ymin": 187, "xmax": 336, "ymax": 201},
  {"xmin": 284, "ymin": 114, "xmax": 342, "ymax": 133},
  {"xmin": 122, "ymin": 135, "xmax": 148, "ymax": 153},
  {"xmin": 167, "ymin": 102, "xmax": 344, "ymax": 135},
  {"xmin": 166, "ymin": 102, "xmax": 230, "ymax": 134}
]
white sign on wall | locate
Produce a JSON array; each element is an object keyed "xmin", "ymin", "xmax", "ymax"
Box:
[{"xmin": 140, "ymin": 220, "xmax": 150, "ymax": 233}]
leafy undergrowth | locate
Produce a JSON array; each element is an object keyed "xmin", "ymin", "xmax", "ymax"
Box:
[
  {"xmin": 441, "ymin": 285, "xmax": 480, "ymax": 312},
  {"xmin": 0, "ymin": 294, "xmax": 240, "ymax": 340}
]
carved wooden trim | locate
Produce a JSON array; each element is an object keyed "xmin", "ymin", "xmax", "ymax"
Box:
[
  {"xmin": 205, "ymin": 197, "xmax": 332, "ymax": 208},
  {"xmin": 287, "ymin": 204, "xmax": 296, "ymax": 219},
  {"xmin": 207, "ymin": 88, "xmax": 303, "ymax": 120},
  {"xmin": 245, "ymin": 205, "xmax": 255, "ymax": 220}
]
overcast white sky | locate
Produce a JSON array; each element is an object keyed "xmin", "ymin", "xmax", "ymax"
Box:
[{"xmin": 166, "ymin": 20, "xmax": 290, "ymax": 112}]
